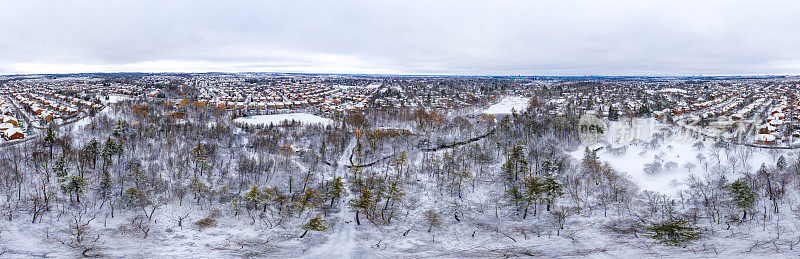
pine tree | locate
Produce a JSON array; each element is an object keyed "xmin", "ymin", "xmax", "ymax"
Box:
[
  {"xmin": 382, "ymin": 179, "xmax": 404, "ymax": 222},
  {"xmin": 62, "ymin": 176, "xmax": 86, "ymax": 203},
  {"xmin": 608, "ymin": 107, "xmax": 619, "ymax": 121},
  {"xmin": 84, "ymin": 138, "xmax": 100, "ymax": 169},
  {"xmin": 192, "ymin": 143, "xmax": 208, "ymax": 177},
  {"xmin": 123, "ymin": 187, "xmax": 151, "ymax": 209},
  {"xmin": 327, "ymin": 176, "xmax": 346, "ymax": 207},
  {"xmin": 506, "ymin": 184, "xmax": 523, "ymax": 208},
  {"xmin": 777, "ymin": 155, "xmax": 786, "ymax": 172},
  {"xmin": 300, "ymin": 216, "xmax": 328, "ymax": 238},
  {"xmin": 243, "ymin": 185, "xmax": 265, "ymax": 211},
  {"xmin": 423, "ymin": 209, "xmax": 442, "ymax": 233},
  {"xmin": 542, "ymin": 172, "xmax": 562, "ymax": 212},
  {"xmin": 502, "ymin": 145, "xmax": 528, "ymax": 183},
  {"xmin": 645, "ymin": 220, "xmax": 701, "ymax": 246},
  {"xmin": 189, "ymin": 177, "xmax": 209, "ymax": 204},
  {"xmin": 348, "ymin": 188, "xmax": 375, "ymax": 225},
  {"xmin": 113, "ymin": 121, "xmax": 129, "ymax": 137},
  {"xmin": 539, "ymin": 160, "xmax": 562, "ymax": 212},
  {"xmin": 520, "ymin": 176, "xmax": 545, "ymax": 218},
  {"xmin": 296, "ymin": 189, "xmax": 322, "ymax": 213},
  {"xmin": 637, "ymin": 105, "xmax": 651, "ymax": 117},
  {"xmin": 728, "ymin": 179, "xmax": 756, "ymax": 220},
  {"xmin": 97, "ymin": 171, "xmax": 113, "ymax": 200},
  {"xmin": 101, "ymin": 136, "xmax": 121, "ymax": 171},
  {"xmin": 581, "ymin": 147, "xmax": 600, "ymax": 176},
  {"xmin": 43, "ymin": 126, "xmax": 56, "ymax": 158},
  {"xmin": 53, "ymin": 156, "xmax": 68, "ymax": 179}
]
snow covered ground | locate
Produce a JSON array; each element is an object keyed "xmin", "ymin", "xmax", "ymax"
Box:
[
  {"xmin": 571, "ymin": 118, "xmax": 790, "ymax": 195},
  {"xmin": 305, "ymin": 138, "xmax": 358, "ymax": 258},
  {"xmin": 5, "ymin": 98, "xmax": 800, "ymax": 257},
  {"xmin": 106, "ymin": 94, "xmax": 132, "ymax": 104},
  {"xmin": 234, "ymin": 113, "xmax": 333, "ymax": 126},
  {"xmin": 70, "ymin": 100, "xmax": 119, "ymax": 133},
  {"xmin": 482, "ymin": 96, "xmax": 530, "ymax": 116}
]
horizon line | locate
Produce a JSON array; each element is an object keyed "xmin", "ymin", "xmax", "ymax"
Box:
[{"xmin": 2, "ymin": 71, "xmax": 799, "ymax": 78}]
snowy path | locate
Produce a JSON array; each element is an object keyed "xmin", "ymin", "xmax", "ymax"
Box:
[{"xmin": 305, "ymin": 138, "xmax": 358, "ymax": 258}]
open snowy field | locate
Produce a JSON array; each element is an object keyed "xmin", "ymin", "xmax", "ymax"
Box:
[
  {"xmin": 482, "ymin": 96, "xmax": 530, "ymax": 116},
  {"xmin": 571, "ymin": 118, "xmax": 790, "ymax": 195},
  {"xmin": 234, "ymin": 113, "xmax": 333, "ymax": 126},
  {"xmin": 106, "ymin": 94, "xmax": 132, "ymax": 104}
]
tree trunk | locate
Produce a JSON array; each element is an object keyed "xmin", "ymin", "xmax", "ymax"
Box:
[{"xmin": 523, "ymin": 205, "xmax": 528, "ymax": 219}]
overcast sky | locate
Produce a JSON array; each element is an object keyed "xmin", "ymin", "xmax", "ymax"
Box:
[{"xmin": 2, "ymin": 0, "xmax": 800, "ymax": 75}]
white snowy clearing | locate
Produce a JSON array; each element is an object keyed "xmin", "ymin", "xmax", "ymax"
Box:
[
  {"xmin": 106, "ymin": 94, "xmax": 132, "ymax": 104},
  {"xmin": 571, "ymin": 117, "xmax": 787, "ymax": 195},
  {"xmin": 482, "ymin": 96, "xmax": 530, "ymax": 116},
  {"xmin": 70, "ymin": 99, "xmax": 120, "ymax": 133},
  {"xmin": 234, "ymin": 113, "xmax": 333, "ymax": 126}
]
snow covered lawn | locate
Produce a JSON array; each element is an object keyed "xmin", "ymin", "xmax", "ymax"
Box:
[
  {"xmin": 571, "ymin": 118, "xmax": 787, "ymax": 195},
  {"xmin": 482, "ymin": 96, "xmax": 530, "ymax": 116},
  {"xmin": 234, "ymin": 113, "xmax": 333, "ymax": 126},
  {"xmin": 106, "ymin": 94, "xmax": 132, "ymax": 104}
]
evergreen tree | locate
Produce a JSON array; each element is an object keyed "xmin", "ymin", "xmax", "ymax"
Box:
[
  {"xmin": 43, "ymin": 126, "xmax": 56, "ymax": 158},
  {"xmin": 300, "ymin": 216, "xmax": 328, "ymax": 238},
  {"xmin": 123, "ymin": 187, "xmax": 151, "ymax": 209},
  {"xmin": 295, "ymin": 189, "xmax": 322, "ymax": 213},
  {"xmin": 189, "ymin": 177, "xmax": 209, "ymax": 204},
  {"xmin": 637, "ymin": 105, "xmax": 651, "ymax": 117},
  {"xmin": 382, "ymin": 179, "xmax": 404, "ymax": 222},
  {"xmin": 423, "ymin": 209, "xmax": 442, "ymax": 232},
  {"xmin": 244, "ymin": 185, "xmax": 267, "ymax": 212},
  {"xmin": 608, "ymin": 107, "xmax": 619, "ymax": 121},
  {"xmin": 502, "ymin": 145, "xmax": 528, "ymax": 183},
  {"xmin": 777, "ymin": 155, "xmax": 786, "ymax": 172},
  {"xmin": 541, "ymin": 161, "xmax": 563, "ymax": 212},
  {"xmin": 645, "ymin": 220, "xmax": 702, "ymax": 246},
  {"xmin": 97, "ymin": 171, "xmax": 113, "ymax": 200},
  {"xmin": 520, "ymin": 176, "xmax": 545, "ymax": 218},
  {"xmin": 728, "ymin": 179, "xmax": 756, "ymax": 220},
  {"xmin": 327, "ymin": 176, "xmax": 346, "ymax": 207},
  {"xmin": 53, "ymin": 156, "xmax": 68, "ymax": 179},
  {"xmin": 581, "ymin": 147, "xmax": 600, "ymax": 176},
  {"xmin": 348, "ymin": 188, "xmax": 375, "ymax": 225},
  {"xmin": 84, "ymin": 138, "xmax": 100, "ymax": 169},
  {"xmin": 62, "ymin": 176, "xmax": 86, "ymax": 203}
]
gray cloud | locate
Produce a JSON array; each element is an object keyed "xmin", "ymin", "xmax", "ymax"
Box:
[{"xmin": 1, "ymin": 0, "xmax": 800, "ymax": 75}]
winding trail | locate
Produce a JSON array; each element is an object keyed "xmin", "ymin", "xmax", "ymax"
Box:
[
  {"xmin": 307, "ymin": 128, "xmax": 496, "ymax": 257},
  {"xmin": 306, "ymin": 138, "xmax": 358, "ymax": 258}
]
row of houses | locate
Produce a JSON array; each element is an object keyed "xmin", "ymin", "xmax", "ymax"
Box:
[
  {"xmin": 198, "ymin": 83, "xmax": 377, "ymax": 114},
  {"xmin": 0, "ymin": 99, "xmax": 24, "ymax": 140}
]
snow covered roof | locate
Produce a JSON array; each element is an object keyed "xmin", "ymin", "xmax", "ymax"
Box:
[
  {"xmin": 755, "ymin": 134, "xmax": 776, "ymax": 142},
  {"xmin": 4, "ymin": 127, "xmax": 23, "ymax": 136}
]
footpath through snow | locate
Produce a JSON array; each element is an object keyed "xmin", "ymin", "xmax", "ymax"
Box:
[{"xmin": 305, "ymin": 138, "xmax": 358, "ymax": 258}]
